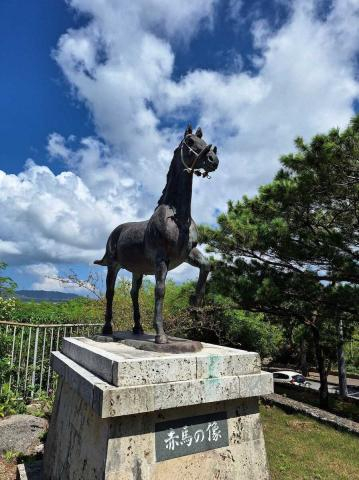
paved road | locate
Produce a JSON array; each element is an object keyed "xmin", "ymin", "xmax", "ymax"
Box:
[
  {"xmin": 271, "ymin": 368, "xmax": 359, "ymax": 399},
  {"xmin": 304, "ymin": 380, "xmax": 359, "ymax": 399},
  {"xmin": 307, "ymin": 372, "xmax": 359, "ymax": 388}
]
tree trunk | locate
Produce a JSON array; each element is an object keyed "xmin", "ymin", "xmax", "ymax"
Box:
[
  {"xmin": 299, "ymin": 336, "xmax": 309, "ymax": 377},
  {"xmin": 311, "ymin": 325, "xmax": 329, "ymax": 409},
  {"xmin": 337, "ymin": 318, "xmax": 348, "ymax": 397}
]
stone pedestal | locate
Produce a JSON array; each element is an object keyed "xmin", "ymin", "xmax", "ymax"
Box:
[{"xmin": 43, "ymin": 335, "xmax": 273, "ymax": 480}]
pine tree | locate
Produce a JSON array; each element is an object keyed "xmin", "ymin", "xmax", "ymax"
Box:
[{"xmin": 202, "ymin": 116, "xmax": 359, "ymax": 408}]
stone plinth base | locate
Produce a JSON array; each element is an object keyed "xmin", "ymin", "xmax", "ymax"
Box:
[
  {"xmin": 44, "ymin": 336, "xmax": 273, "ymax": 480},
  {"xmin": 113, "ymin": 331, "xmax": 203, "ymax": 353}
]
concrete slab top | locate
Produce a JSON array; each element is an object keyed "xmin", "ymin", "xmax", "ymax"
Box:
[
  {"xmin": 65, "ymin": 335, "xmax": 257, "ymax": 360},
  {"xmin": 61, "ymin": 334, "xmax": 261, "ymax": 388},
  {"xmin": 51, "ymin": 351, "xmax": 274, "ymax": 418}
]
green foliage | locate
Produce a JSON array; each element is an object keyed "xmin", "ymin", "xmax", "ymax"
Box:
[
  {"xmin": 1, "ymin": 276, "xmax": 191, "ymax": 328},
  {"xmin": 10, "ymin": 297, "xmax": 103, "ymax": 325},
  {"xmin": 114, "ymin": 278, "xmax": 283, "ymax": 357},
  {"xmin": 111, "ymin": 278, "xmax": 194, "ymax": 332},
  {"xmin": 0, "ymin": 262, "xmax": 17, "ymax": 324},
  {"xmin": 3, "ymin": 450, "xmax": 22, "ymax": 463},
  {"xmin": 26, "ymin": 391, "xmax": 54, "ymax": 418},
  {"xmin": 0, "ymin": 331, "xmax": 15, "ymax": 386},
  {"xmin": 226, "ymin": 308, "xmax": 283, "ymax": 358},
  {"xmin": 0, "ymin": 262, "xmax": 17, "ymax": 298},
  {"xmin": 202, "ymin": 115, "xmax": 359, "ymax": 406},
  {"xmin": 0, "ymin": 384, "xmax": 26, "ymax": 418},
  {"xmin": 345, "ymin": 328, "xmax": 359, "ymax": 373},
  {"xmin": 202, "ymin": 115, "xmax": 359, "ymax": 299},
  {"xmin": 0, "ymin": 297, "xmax": 16, "ymax": 321},
  {"xmin": 0, "ymin": 259, "xmax": 284, "ymax": 361}
]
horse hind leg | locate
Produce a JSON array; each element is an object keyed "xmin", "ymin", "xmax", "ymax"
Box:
[
  {"xmin": 103, "ymin": 264, "xmax": 120, "ymax": 335},
  {"xmin": 186, "ymin": 247, "xmax": 211, "ymax": 307},
  {"xmin": 131, "ymin": 273, "xmax": 144, "ymax": 335},
  {"xmin": 154, "ymin": 257, "xmax": 169, "ymax": 344}
]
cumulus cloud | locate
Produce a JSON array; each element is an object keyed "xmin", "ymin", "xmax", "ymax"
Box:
[
  {"xmin": 53, "ymin": 0, "xmax": 359, "ymax": 225},
  {"xmin": 24, "ymin": 263, "xmax": 97, "ymax": 294},
  {"xmin": 25, "ymin": 264, "xmax": 66, "ymax": 291},
  {"xmin": 1, "ymin": 0, "xmax": 359, "ymax": 284},
  {"xmin": 0, "ymin": 161, "xmax": 126, "ymax": 265}
]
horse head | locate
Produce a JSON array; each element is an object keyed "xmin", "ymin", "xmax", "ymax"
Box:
[{"xmin": 179, "ymin": 124, "xmax": 219, "ymax": 177}]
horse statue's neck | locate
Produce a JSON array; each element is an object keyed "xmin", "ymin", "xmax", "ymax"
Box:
[{"xmin": 157, "ymin": 147, "xmax": 193, "ymax": 222}]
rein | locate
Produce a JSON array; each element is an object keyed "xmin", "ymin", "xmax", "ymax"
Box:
[{"xmin": 180, "ymin": 139, "xmax": 211, "ymax": 179}]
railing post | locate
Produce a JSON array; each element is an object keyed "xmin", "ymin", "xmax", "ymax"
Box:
[
  {"xmin": 0, "ymin": 321, "xmax": 103, "ymax": 397},
  {"xmin": 24, "ymin": 327, "xmax": 32, "ymax": 394},
  {"xmin": 31, "ymin": 327, "xmax": 40, "ymax": 398},
  {"xmin": 47, "ymin": 328, "xmax": 54, "ymax": 393},
  {"xmin": 56, "ymin": 327, "xmax": 60, "ymax": 351},
  {"xmin": 39, "ymin": 328, "xmax": 47, "ymax": 393},
  {"xmin": 16, "ymin": 328, "xmax": 24, "ymax": 394},
  {"xmin": 9, "ymin": 326, "xmax": 17, "ymax": 389}
]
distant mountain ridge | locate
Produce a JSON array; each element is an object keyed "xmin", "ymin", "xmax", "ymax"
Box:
[{"xmin": 16, "ymin": 290, "xmax": 82, "ymax": 302}]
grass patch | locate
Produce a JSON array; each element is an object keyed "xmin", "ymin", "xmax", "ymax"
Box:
[
  {"xmin": 2, "ymin": 451, "xmax": 21, "ymax": 464},
  {"xmin": 274, "ymin": 384, "xmax": 359, "ymax": 422},
  {"xmin": 261, "ymin": 404, "xmax": 359, "ymax": 480}
]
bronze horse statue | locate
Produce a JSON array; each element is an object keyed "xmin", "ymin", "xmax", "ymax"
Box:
[{"xmin": 94, "ymin": 125, "xmax": 219, "ymax": 343}]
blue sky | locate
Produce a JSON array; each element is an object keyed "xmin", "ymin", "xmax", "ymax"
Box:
[
  {"xmin": 0, "ymin": 0, "xmax": 358, "ymax": 293},
  {"xmin": 0, "ymin": 1, "xmax": 91, "ymax": 174}
]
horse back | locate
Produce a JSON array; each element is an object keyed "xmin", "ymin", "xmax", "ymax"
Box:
[{"xmin": 106, "ymin": 221, "xmax": 154, "ymax": 272}]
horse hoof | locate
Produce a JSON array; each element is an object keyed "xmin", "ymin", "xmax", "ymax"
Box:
[
  {"xmin": 102, "ymin": 323, "xmax": 113, "ymax": 335},
  {"xmin": 132, "ymin": 326, "xmax": 144, "ymax": 335},
  {"xmin": 155, "ymin": 334, "xmax": 168, "ymax": 344}
]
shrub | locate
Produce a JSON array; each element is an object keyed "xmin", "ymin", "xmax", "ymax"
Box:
[
  {"xmin": 0, "ymin": 297, "xmax": 16, "ymax": 320},
  {"xmin": 0, "ymin": 384, "xmax": 26, "ymax": 418}
]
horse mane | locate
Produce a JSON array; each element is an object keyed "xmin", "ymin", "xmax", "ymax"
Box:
[{"xmin": 157, "ymin": 147, "xmax": 180, "ymax": 206}]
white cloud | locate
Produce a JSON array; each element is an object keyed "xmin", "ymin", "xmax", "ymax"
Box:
[
  {"xmin": 25, "ymin": 263, "xmax": 97, "ymax": 294},
  {"xmin": 25, "ymin": 264, "xmax": 66, "ymax": 291},
  {"xmin": 227, "ymin": 0, "xmax": 244, "ymax": 22},
  {"xmin": 53, "ymin": 0, "xmax": 359, "ymax": 223},
  {"xmin": 0, "ymin": 240, "xmax": 21, "ymax": 255},
  {"xmin": 0, "ymin": 161, "xmax": 129, "ymax": 265},
  {"xmin": 1, "ymin": 0, "xmax": 359, "ymax": 285}
]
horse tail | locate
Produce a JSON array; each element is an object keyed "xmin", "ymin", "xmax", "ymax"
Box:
[
  {"xmin": 94, "ymin": 253, "xmax": 109, "ymax": 266},
  {"xmin": 94, "ymin": 225, "xmax": 123, "ymax": 267}
]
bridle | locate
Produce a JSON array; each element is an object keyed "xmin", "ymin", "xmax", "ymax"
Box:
[{"xmin": 180, "ymin": 137, "xmax": 212, "ymax": 179}]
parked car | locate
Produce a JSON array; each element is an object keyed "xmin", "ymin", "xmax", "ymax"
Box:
[{"xmin": 272, "ymin": 370, "xmax": 310, "ymax": 387}]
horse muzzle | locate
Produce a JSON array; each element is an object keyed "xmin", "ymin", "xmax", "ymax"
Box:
[
  {"xmin": 194, "ymin": 144, "xmax": 219, "ymax": 174},
  {"xmin": 204, "ymin": 148, "xmax": 219, "ymax": 172}
]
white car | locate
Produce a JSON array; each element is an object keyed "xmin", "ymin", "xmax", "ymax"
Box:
[{"xmin": 272, "ymin": 370, "xmax": 309, "ymax": 387}]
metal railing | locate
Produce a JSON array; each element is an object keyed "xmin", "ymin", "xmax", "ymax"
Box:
[{"xmin": 0, "ymin": 321, "xmax": 102, "ymax": 397}]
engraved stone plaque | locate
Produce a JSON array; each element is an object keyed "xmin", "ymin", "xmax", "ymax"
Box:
[{"xmin": 155, "ymin": 411, "xmax": 229, "ymax": 462}]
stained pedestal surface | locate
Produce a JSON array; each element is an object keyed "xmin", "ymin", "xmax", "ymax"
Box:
[{"xmin": 43, "ymin": 334, "xmax": 273, "ymax": 480}]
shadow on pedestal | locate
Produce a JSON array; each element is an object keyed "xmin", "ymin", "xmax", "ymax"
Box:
[{"xmin": 92, "ymin": 330, "xmax": 203, "ymax": 353}]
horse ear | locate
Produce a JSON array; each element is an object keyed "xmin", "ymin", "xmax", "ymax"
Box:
[
  {"xmin": 184, "ymin": 124, "xmax": 192, "ymax": 137},
  {"xmin": 195, "ymin": 127, "xmax": 203, "ymax": 138}
]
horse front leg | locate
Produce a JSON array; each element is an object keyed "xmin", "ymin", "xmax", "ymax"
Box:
[
  {"xmin": 154, "ymin": 258, "xmax": 168, "ymax": 344},
  {"xmin": 131, "ymin": 273, "xmax": 144, "ymax": 335},
  {"xmin": 186, "ymin": 247, "xmax": 211, "ymax": 306},
  {"xmin": 103, "ymin": 264, "xmax": 120, "ymax": 335}
]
